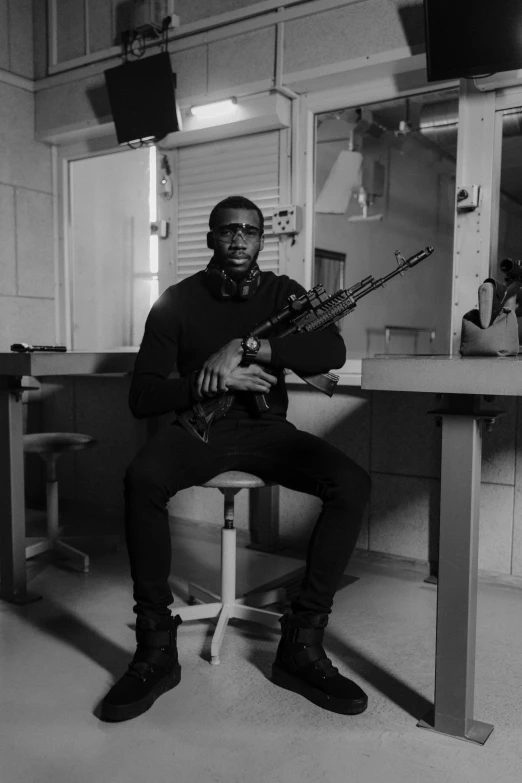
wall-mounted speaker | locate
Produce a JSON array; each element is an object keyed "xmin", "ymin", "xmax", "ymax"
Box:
[
  {"xmin": 104, "ymin": 52, "xmax": 181, "ymax": 144},
  {"xmin": 424, "ymin": 0, "xmax": 522, "ymax": 82}
]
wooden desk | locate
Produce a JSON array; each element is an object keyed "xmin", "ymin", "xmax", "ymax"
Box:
[
  {"xmin": 362, "ymin": 355, "xmax": 522, "ymax": 745},
  {"xmin": 0, "ymin": 351, "xmax": 137, "ymax": 604}
]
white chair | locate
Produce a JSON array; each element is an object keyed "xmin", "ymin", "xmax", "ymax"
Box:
[
  {"xmin": 175, "ymin": 471, "xmax": 285, "ymax": 664},
  {"xmin": 23, "ymin": 432, "xmax": 96, "ymax": 572}
]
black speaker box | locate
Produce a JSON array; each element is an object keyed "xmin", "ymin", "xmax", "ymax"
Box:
[
  {"xmin": 104, "ymin": 52, "xmax": 180, "ymax": 144},
  {"xmin": 424, "ymin": 0, "xmax": 522, "ymax": 82}
]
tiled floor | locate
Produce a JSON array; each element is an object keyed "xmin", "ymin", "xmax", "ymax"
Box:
[{"xmin": 1, "ymin": 519, "xmax": 522, "ymax": 783}]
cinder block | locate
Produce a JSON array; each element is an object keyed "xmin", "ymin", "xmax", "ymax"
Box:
[
  {"xmin": 371, "ymin": 391, "xmax": 441, "ymax": 478},
  {"xmin": 16, "ymin": 190, "xmax": 54, "ymax": 298},
  {"xmin": 208, "ymin": 28, "xmax": 275, "ymax": 92},
  {"xmin": 369, "ymin": 473, "xmax": 440, "ymax": 562},
  {"xmin": 478, "ymin": 483, "xmax": 514, "ymax": 574}
]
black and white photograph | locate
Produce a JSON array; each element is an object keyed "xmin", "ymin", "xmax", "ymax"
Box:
[{"xmin": 1, "ymin": 2, "xmax": 522, "ymax": 781}]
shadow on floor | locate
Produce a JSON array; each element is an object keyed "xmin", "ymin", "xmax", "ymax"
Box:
[
  {"xmin": 327, "ymin": 630, "xmax": 432, "ymax": 721},
  {"xmin": 5, "ymin": 596, "xmax": 130, "ymax": 681},
  {"xmin": 247, "ymin": 631, "xmax": 432, "ymax": 722}
]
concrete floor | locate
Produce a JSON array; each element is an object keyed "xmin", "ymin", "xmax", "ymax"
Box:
[{"xmin": 1, "ymin": 519, "xmax": 522, "ymax": 783}]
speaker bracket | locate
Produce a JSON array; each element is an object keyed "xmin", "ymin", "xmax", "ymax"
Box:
[{"xmin": 150, "ymin": 220, "xmax": 170, "ymax": 239}]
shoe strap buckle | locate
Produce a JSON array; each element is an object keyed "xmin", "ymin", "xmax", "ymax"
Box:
[{"xmin": 290, "ymin": 626, "xmax": 323, "ymax": 645}]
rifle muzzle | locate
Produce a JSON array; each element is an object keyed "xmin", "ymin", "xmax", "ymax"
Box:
[{"xmin": 407, "ymin": 246, "xmax": 434, "ymax": 267}]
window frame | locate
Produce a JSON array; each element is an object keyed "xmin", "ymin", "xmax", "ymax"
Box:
[
  {"xmin": 296, "ymin": 71, "xmax": 506, "ymax": 364},
  {"xmin": 55, "ymin": 124, "xmax": 291, "ymax": 347},
  {"xmin": 54, "ymin": 135, "xmax": 125, "ymax": 346}
]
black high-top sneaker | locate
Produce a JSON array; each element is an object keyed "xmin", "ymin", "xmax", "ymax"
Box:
[
  {"xmin": 100, "ymin": 615, "xmax": 182, "ymax": 722},
  {"xmin": 271, "ymin": 614, "xmax": 368, "ymax": 715}
]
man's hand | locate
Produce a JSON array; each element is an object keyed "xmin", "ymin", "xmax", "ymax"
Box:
[
  {"xmin": 225, "ymin": 364, "xmax": 278, "ymax": 394},
  {"xmin": 195, "ymin": 339, "xmax": 243, "ymax": 397}
]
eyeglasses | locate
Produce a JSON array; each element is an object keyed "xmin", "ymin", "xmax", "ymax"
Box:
[{"xmin": 215, "ymin": 223, "xmax": 263, "ymax": 242}]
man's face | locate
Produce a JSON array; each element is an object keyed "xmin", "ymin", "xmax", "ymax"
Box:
[{"xmin": 210, "ymin": 208, "xmax": 264, "ymax": 279}]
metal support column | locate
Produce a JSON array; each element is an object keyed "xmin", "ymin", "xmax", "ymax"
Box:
[
  {"xmin": 0, "ymin": 381, "xmax": 41, "ymax": 603},
  {"xmin": 419, "ymin": 394, "xmax": 499, "ymax": 743}
]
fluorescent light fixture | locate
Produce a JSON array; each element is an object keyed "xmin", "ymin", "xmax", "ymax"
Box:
[{"xmin": 189, "ymin": 98, "xmax": 237, "ymax": 119}]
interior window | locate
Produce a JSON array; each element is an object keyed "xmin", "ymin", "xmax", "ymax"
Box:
[
  {"xmin": 314, "ymin": 89, "xmax": 459, "ymax": 358},
  {"xmin": 68, "ymin": 146, "xmax": 155, "ymax": 350}
]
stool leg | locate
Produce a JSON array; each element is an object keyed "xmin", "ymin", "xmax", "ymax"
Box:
[
  {"xmin": 210, "ymin": 605, "xmax": 231, "ymax": 665},
  {"xmin": 208, "ymin": 488, "xmax": 238, "ymax": 665},
  {"xmin": 221, "ymin": 527, "xmax": 236, "ymax": 605},
  {"xmin": 54, "ymin": 540, "xmax": 90, "ymax": 573},
  {"xmin": 44, "ymin": 455, "xmax": 90, "ymax": 573},
  {"xmin": 44, "ymin": 455, "xmax": 59, "ymax": 542},
  {"xmin": 187, "ymin": 583, "xmax": 220, "ymax": 604},
  {"xmin": 221, "ymin": 488, "xmax": 237, "ymax": 606}
]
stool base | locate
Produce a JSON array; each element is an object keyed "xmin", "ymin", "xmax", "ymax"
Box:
[
  {"xmin": 26, "ymin": 536, "xmax": 90, "ymax": 572},
  {"xmin": 176, "ymin": 582, "xmax": 284, "ymax": 664}
]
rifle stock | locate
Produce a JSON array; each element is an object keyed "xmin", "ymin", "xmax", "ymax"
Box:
[{"xmin": 294, "ymin": 370, "xmax": 339, "ymax": 396}]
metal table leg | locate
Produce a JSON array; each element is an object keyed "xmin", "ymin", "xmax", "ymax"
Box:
[
  {"xmin": 0, "ymin": 383, "xmax": 42, "ymax": 603},
  {"xmin": 419, "ymin": 395, "xmax": 496, "ymax": 744}
]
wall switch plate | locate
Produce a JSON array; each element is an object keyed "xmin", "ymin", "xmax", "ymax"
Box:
[{"xmin": 271, "ymin": 205, "xmax": 302, "ymax": 235}]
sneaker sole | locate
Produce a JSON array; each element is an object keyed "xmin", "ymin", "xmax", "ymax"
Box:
[
  {"xmin": 100, "ymin": 663, "xmax": 181, "ymax": 722},
  {"xmin": 271, "ymin": 663, "xmax": 368, "ymax": 715}
]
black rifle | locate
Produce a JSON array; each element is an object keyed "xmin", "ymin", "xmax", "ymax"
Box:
[{"xmin": 178, "ymin": 246, "xmax": 434, "ymax": 442}]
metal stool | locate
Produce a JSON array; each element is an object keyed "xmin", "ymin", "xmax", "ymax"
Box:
[
  {"xmin": 23, "ymin": 432, "xmax": 96, "ymax": 572},
  {"xmin": 175, "ymin": 471, "xmax": 285, "ymax": 664}
]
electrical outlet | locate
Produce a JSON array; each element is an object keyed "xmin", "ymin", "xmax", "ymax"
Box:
[
  {"xmin": 271, "ymin": 205, "xmax": 302, "ymax": 235},
  {"xmin": 456, "ymin": 185, "xmax": 481, "ymax": 212}
]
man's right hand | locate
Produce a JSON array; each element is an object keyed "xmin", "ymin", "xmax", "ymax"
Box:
[{"xmin": 225, "ymin": 364, "xmax": 278, "ymax": 394}]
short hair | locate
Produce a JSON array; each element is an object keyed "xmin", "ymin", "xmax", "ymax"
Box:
[{"xmin": 208, "ymin": 195, "xmax": 264, "ymax": 232}]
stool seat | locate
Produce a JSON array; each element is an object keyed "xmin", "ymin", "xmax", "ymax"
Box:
[
  {"xmin": 202, "ymin": 471, "xmax": 274, "ymax": 490},
  {"xmin": 23, "ymin": 432, "xmax": 96, "ymax": 455}
]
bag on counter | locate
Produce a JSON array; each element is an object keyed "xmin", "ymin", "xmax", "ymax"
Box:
[{"xmin": 459, "ymin": 307, "xmax": 519, "ymax": 356}]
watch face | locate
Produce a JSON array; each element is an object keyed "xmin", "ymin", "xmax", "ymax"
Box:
[{"xmin": 246, "ymin": 336, "xmax": 259, "ymax": 350}]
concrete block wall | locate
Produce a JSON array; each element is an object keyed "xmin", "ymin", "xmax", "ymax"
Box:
[
  {"xmin": 164, "ymin": 385, "xmax": 522, "ymax": 580},
  {"xmin": 286, "ymin": 387, "xmax": 521, "ymax": 578},
  {"xmin": 1, "ymin": 1, "xmax": 55, "ymax": 502},
  {"xmin": 35, "ymin": 0, "xmax": 427, "ymax": 140},
  {"xmin": 36, "ymin": 376, "xmax": 146, "ymax": 531},
  {"xmin": 366, "ymin": 390, "xmax": 519, "ymax": 577},
  {"xmin": 0, "ymin": 1, "xmax": 55, "ymax": 350}
]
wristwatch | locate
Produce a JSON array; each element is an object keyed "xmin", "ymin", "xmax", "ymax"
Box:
[{"xmin": 241, "ymin": 333, "xmax": 261, "ymax": 363}]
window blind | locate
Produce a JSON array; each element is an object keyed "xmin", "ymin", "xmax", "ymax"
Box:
[{"xmin": 176, "ymin": 131, "xmax": 281, "ymax": 281}]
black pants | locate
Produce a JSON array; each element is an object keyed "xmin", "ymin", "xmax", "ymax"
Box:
[{"xmin": 124, "ymin": 413, "xmax": 371, "ymax": 625}]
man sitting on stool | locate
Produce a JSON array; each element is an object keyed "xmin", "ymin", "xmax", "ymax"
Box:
[{"xmin": 100, "ymin": 195, "xmax": 371, "ymax": 722}]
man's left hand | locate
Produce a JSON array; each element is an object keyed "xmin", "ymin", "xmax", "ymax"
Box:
[{"xmin": 196, "ymin": 339, "xmax": 243, "ymax": 397}]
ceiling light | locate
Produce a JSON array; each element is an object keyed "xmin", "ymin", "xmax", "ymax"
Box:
[{"xmin": 189, "ymin": 98, "xmax": 237, "ymax": 119}]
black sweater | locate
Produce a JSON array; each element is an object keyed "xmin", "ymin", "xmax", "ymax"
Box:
[{"xmin": 129, "ymin": 270, "xmax": 346, "ymax": 419}]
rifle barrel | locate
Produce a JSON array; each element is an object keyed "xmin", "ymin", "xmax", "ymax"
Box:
[{"xmin": 353, "ymin": 246, "xmax": 434, "ymax": 302}]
